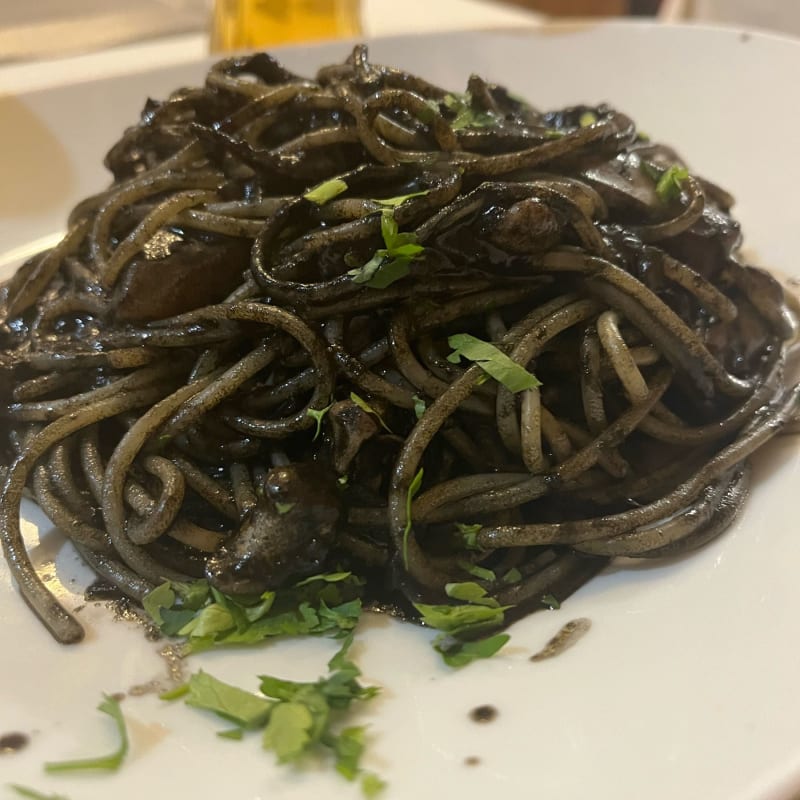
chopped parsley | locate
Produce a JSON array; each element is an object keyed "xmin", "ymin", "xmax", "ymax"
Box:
[
  {"xmin": 304, "ymin": 178, "xmax": 348, "ymax": 205},
  {"xmin": 579, "ymin": 110, "xmax": 598, "ymax": 127},
  {"xmin": 501, "ymin": 567, "xmax": 522, "ymax": 585},
  {"xmin": 8, "ymin": 787, "xmax": 70, "ymax": 800},
  {"xmin": 347, "ymin": 209, "xmax": 425, "ymax": 289},
  {"xmin": 641, "ymin": 161, "xmax": 690, "ymax": 204},
  {"xmin": 142, "ymin": 574, "xmax": 364, "ymax": 653},
  {"xmin": 306, "ymin": 403, "xmax": 333, "ymax": 441},
  {"xmin": 350, "ymin": 392, "xmax": 391, "ymax": 432},
  {"xmin": 456, "ymin": 522, "xmax": 483, "ymax": 550},
  {"xmin": 371, "ymin": 190, "xmax": 429, "ymax": 208},
  {"xmin": 458, "ymin": 560, "xmax": 496, "ymax": 582},
  {"xmin": 44, "ymin": 695, "xmax": 128, "ymax": 773},
  {"xmin": 541, "ymin": 593, "xmax": 561, "ymax": 609},
  {"xmin": 402, "ymin": 468, "xmax": 424, "ymax": 568},
  {"xmin": 167, "ymin": 635, "xmax": 384, "ymax": 795},
  {"xmin": 414, "ymin": 582, "xmax": 513, "ymax": 667},
  {"xmin": 436, "ymin": 92, "xmax": 500, "ymax": 131},
  {"xmin": 655, "ymin": 165, "xmax": 690, "ymax": 203},
  {"xmin": 412, "ymin": 394, "xmax": 426, "ymax": 420},
  {"xmin": 447, "ymin": 333, "xmax": 541, "ymax": 392},
  {"xmin": 433, "ymin": 633, "xmax": 510, "ymax": 668},
  {"xmin": 183, "ymin": 671, "xmax": 273, "ymax": 729}
]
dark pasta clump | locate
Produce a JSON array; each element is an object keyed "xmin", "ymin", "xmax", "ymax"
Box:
[{"xmin": 1, "ymin": 47, "xmax": 797, "ymax": 643}]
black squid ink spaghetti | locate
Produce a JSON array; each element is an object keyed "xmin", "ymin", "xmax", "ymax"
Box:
[{"xmin": 1, "ymin": 47, "xmax": 798, "ymax": 645}]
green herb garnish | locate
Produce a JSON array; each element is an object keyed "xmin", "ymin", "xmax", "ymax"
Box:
[
  {"xmin": 371, "ymin": 190, "xmax": 429, "ymax": 208},
  {"xmin": 414, "ymin": 586, "xmax": 512, "ymax": 668},
  {"xmin": 169, "ymin": 635, "xmax": 383, "ymax": 793},
  {"xmin": 259, "ymin": 634, "xmax": 380, "ymax": 771},
  {"xmin": 445, "ymin": 581, "xmax": 499, "ymax": 607},
  {"xmin": 306, "ymin": 403, "xmax": 333, "ymax": 441},
  {"xmin": 456, "ymin": 522, "xmax": 483, "ymax": 550},
  {"xmin": 447, "ymin": 333, "xmax": 541, "ymax": 392},
  {"xmin": 143, "ymin": 574, "xmax": 364, "ymax": 653},
  {"xmin": 361, "ymin": 772, "xmax": 387, "ymax": 798},
  {"xmin": 304, "ymin": 178, "xmax": 348, "ymax": 205},
  {"xmin": 275, "ymin": 502, "xmax": 295, "ymax": 515},
  {"xmin": 350, "ymin": 392, "xmax": 391, "ymax": 432},
  {"xmin": 433, "ymin": 632, "xmax": 511, "ymax": 668},
  {"xmin": 655, "ymin": 165, "xmax": 690, "ymax": 203},
  {"xmin": 501, "ymin": 567, "xmax": 522, "ymax": 585},
  {"xmin": 541, "ymin": 593, "xmax": 561, "ymax": 609},
  {"xmin": 184, "ymin": 670, "xmax": 273, "ymax": 729},
  {"xmin": 439, "ymin": 92, "xmax": 500, "ymax": 131},
  {"xmin": 8, "ymin": 787, "xmax": 70, "ymax": 800},
  {"xmin": 412, "ymin": 394, "xmax": 426, "ymax": 420},
  {"xmin": 402, "ymin": 468, "xmax": 424, "ymax": 568},
  {"xmin": 45, "ymin": 695, "xmax": 128, "ymax": 773},
  {"xmin": 458, "ymin": 560, "xmax": 496, "ymax": 582},
  {"xmin": 579, "ymin": 110, "xmax": 598, "ymax": 127},
  {"xmin": 217, "ymin": 728, "xmax": 245, "ymax": 740},
  {"xmin": 347, "ymin": 210, "xmax": 425, "ymax": 289}
]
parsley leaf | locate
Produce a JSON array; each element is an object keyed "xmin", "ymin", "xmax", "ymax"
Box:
[
  {"xmin": 45, "ymin": 696, "xmax": 128, "ymax": 773},
  {"xmin": 412, "ymin": 394, "xmax": 426, "ymax": 420},
  {"xmin": 414, "ymin": 578, "xmax": 512, "ymax": 667},
  {"xmin": 434, "ymin": 632, "xmax": 511, "ymax": 667},
  {"xmin": 579, "ymin": 110, "xmax": 598, "ymax": 127},
  {"xmin": 159, "ymin": 684, "xmax": 190, "ymax": 701},
  {"xmin": 402, "ymin": 468, "xmax": 424, "ymax": 568},
  {"xmin": 348, "ymin": 209, "xmax": 425, "ymax": 289},
  {"xmin": 304, "ymin": 178, "xmax": 348, "ymax": 205},
  {"xmin": 502, "ymin": 567, "xmax": 522, "ymax": 585},
  {"xmin": 184, "ymin": 670, "xmax": 273, "ymax": 729},
  {"xmin": 413, "ymin": 600, "xmax": 509, "ymax": 635},
  {"xmin": 456, "ymin": 522, "xmax": 483, "ymax": 550},
  {"xmin": 440, "ymin": 92, "xmax": 500, "ymax": 131},
  {"xmin": 350, "ymin": 392, "xmax": 391, "ymax": 432},
  {"xmin": 143, "ymin": 574, "xmax": 364, "ymax": 652},
  {"xmin": 262, "ymin": 700, "xmax": 316, "ymax": 762},
  {"xmin": 656, "ymin": 165, "xmax": 689, "ymax": 203},
  {"xmin": 217, "ymin": 728, "xmax": 244, "ymax": 740},
  {"xmin": 371, "ymin": 190, "xmax": 429, "ymax": 208},
  {"xmin": 142, "ymin": 581, "xmax": 175, "ymax": 627},
  {"xmin": 330, "ymin": 725, "xmax": 366, "ymax": 780},
  {"xmin": 445, "ymin": 581, "xmax": 499, "ymax": 607},
  {"xmin": 171, "ymin": 634, "xmax": 383, "ymax": 788},
  {"xmin": 306, "ymin": 403, "xmax": 333, "ymax": 441},
  {"xmin": 361, "ymin": 772, "xmax": 387, "ymax": 798},
  {"xmin": 447, "ymin": 333, "xmax": 541, "ymax": 392},
  {"xmin": 541, "ymin": 593, "xmax": 561, "ymax": 609},
  {"xmin": 294, "ymin": 571, "xmax": 361, "ymax": 588},
  {"xmin": 8, "ymin": 786, "xmax": 70, "ymax": 800},
  {"xmin": 259, "ymin": 634, "xmax": 380, "ymax": 766},
  {"xmin": 458, "ymin": 560, "xmax": 496, "ymax": 582}
]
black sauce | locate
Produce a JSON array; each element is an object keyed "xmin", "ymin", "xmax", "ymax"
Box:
[
  {"xmin": 469, "ymin": 705, "xmax": 498, "ymax": 724},
  {"xmin": 84, "ymin": 580, "xmax": 124, "ymax": 601},
  {"xmin": 0, "ymin": 732, "xmax": 29, "ymax": 754}
]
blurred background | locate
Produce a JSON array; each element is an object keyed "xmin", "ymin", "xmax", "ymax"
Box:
[{"xmin": 0, "ymin": 0, "xmax": 798, "ymax": 68}]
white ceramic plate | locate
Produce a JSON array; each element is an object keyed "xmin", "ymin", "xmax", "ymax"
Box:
[{"xmin": 2, "ymin": 22, "xmax": 800, "ymax": 800}]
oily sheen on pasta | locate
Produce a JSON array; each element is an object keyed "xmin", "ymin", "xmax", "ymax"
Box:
[{"xmin": 1, "ymin": 47, "xmax": 797, "ymax": 644}]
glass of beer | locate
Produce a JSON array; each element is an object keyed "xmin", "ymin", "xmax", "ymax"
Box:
[{"xmin": 210, "ymin": 0, "xmax": 362, "ymax": 52}]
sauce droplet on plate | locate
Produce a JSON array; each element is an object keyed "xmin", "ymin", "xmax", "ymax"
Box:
[
  {"xmin": 469, "ymin": 704, "xmax": 498, "ymax": 723},
  {"xmin": 0, "ymin": 732, "xmax": 30, "ymax": 754}
]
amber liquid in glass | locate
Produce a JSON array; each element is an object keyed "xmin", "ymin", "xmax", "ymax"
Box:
[{"xmin": 211, "ymin": 0, "xmax": 362, "ymax": 51}]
